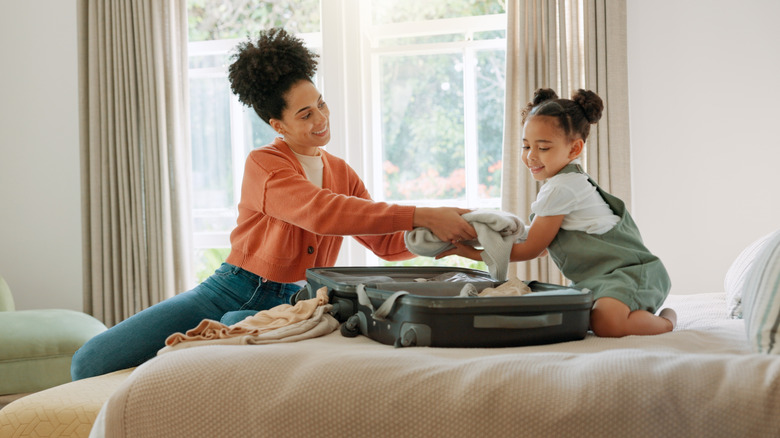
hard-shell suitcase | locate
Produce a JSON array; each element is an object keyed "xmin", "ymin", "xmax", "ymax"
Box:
[{"xmin": 295, "ymin": 266, "xmax": 593, "ymax": 348}]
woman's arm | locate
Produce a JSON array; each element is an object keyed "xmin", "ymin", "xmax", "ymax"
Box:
[
  {"xmin": 354, "ymin": 231, "xmax": 415, "ymax": 262},
  {"xmin": 248, "ymin": 149, "xmax": 476, "ymax": 242}
]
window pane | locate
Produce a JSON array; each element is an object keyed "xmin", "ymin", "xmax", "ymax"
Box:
[
  {"xmin": 243, "ymin": 108, "xmax": 278, "ymax": 155},
  {"xmin": 194, "ymin": 248, "xmax": 231, "ymax": 283},
  {"xmin": 187, "ymin": 0, "xmax": 321, "ymax": 41},
  {"xmin": 189, "ymin": 75, "xmax": 234, "ymax": 232},
  {"xmin": 378, "ymin": 33, "xmax": 463, "ymax": 47},
  {"xmin": 371, "ymin": 0, "xmax": 505, "ymax": 25},
  {"xmin": 476, "ymin": 48, "xmax": 505, "ymax": 199},
  {"xmin": 380, "ymin": 53, "xmax": 465, "ymax": 201},
  {"xmin": 189, "ymin": 53, "xmax": 230, "ymax": 69}
]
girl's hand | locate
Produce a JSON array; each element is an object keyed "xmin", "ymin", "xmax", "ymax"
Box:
[{"xmin": 435, "ymin": 241, "xmax": 482, "ymax": 262}]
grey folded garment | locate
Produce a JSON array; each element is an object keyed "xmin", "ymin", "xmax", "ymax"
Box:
[
  {"xmin": 404, "ymin": 209, "xmax": 528, "ymax": 281},
  {"xmin": 458, "ymin": 279, "xmax": 532, "ymax": 297}
]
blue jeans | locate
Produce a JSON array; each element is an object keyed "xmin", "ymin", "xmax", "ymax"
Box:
[{"xmin": 70, "ymin": 263, "xmax": 302, "ymax": 380}]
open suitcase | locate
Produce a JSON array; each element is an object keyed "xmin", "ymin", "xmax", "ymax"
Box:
[{"xmin": 294, "ymin": 266, "xmax": 593, "ymax": 348}]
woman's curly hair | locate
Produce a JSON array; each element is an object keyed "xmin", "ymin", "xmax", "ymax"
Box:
[
  {"xmin": 520, "ymin": 88, "xmax": 604, "ymax": 141},
  {"xmin": 228, "ymin": 28, "xmax": 319, "ymax": 123}
]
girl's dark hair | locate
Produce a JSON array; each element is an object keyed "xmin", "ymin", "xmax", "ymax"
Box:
[
  {"xmin": 521, "ymin": 88, "xmax": 604, "ymax": 141},
  {"xmin": 228, "ymin": 28, "xmax": 319, "ymax": 123}
]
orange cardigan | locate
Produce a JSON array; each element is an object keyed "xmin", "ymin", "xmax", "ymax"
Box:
[{"xmin": 226, "ymin": 138, "xmax": 415, "ymax": 283}]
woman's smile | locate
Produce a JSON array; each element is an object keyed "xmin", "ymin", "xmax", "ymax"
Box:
[{"xmin": 313, "ymin": 125, "xmax": 329, "ymax": 137}]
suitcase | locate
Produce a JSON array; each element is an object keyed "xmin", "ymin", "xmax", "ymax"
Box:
[{"xmin": 295, "ymin": 266, "xmax": 593, "ymax": 348}]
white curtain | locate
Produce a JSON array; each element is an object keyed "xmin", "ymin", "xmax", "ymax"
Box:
[
  {"xmin": 77, "ymin": 0, "xmax": 193, "ymax": 326},
  {"xmin": 501, "ymin": 0, "xmax": 630, "ymax": 284}
]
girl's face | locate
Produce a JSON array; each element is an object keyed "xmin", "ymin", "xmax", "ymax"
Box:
[
  {"xmin": 270, "ymin": 80, "xmax": 330, "ymax": 156},
  {"xmin": 521, "ymin": 115, "xmax": 583, "ymax": 181}
]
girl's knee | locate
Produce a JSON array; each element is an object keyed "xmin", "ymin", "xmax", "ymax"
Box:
[
  {"xmin": 590, "ymin": 297, "xmax": 630, "ymax": 337},
  {"xmin": 590, "ymin": 311, "xmax": 626, "ymax": 337}
]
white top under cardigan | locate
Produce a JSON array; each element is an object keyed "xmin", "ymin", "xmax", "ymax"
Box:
[
  {"xmin": 531, "ymin": 159, "xmax": 620, "ymax": 235},
  {"xmin": 291, "ymin": 148, "xmax": 324, "ymax": 188}
]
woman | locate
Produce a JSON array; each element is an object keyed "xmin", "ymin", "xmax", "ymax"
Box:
[{"xmin": 71, "ymin": 28, "xmax": 476, "ymax": 380}]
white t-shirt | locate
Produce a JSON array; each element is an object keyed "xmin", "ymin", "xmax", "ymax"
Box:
[
  {"xmin": 531, "ymin": 161, "xmax": 620, "ymax": 235},
  {"xmin": 291, "ymin": 149, "xmax": 324, "ymax": 287},
  {"xmin": 292, "ymin": 150, "xmax": 324, "ymax": 188}
]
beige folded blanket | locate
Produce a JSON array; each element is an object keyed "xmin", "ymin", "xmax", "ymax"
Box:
[{"xmin": 158, "ymin": 287, "xmax": 338, "ymax": 355}]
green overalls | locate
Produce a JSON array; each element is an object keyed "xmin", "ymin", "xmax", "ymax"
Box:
[{"xmin": 532, "ymin": 163, "xmax": 671, "ymax": 312}]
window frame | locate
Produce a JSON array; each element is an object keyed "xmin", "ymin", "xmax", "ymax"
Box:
[{"xmin": 186, "ymin": 0, "xmax": 507, "ymax": 269}]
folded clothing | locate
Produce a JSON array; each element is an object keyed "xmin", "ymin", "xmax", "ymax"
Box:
[
  {"xmin": 405, "ymin": 209, "xmax": 528, "ymax": 281},
  {"xmin": 458, "ymin": 278, "xmax": 532, "ymax": 297},
  {"xmin": 159, "ymin": 287, "xmax": 338, "ymax": 354}
]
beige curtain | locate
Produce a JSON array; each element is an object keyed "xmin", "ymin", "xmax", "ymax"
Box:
[
  {"xmin": 582, "ymin": 0, "xmax": 631, "ymax": 204},
  {"xmin": 501, "ymin": 0, "xmax": 630, "ymax": 284},
  {"xmin": 78, "ymin": 0, "xmax": 193, "ymax": 326}
]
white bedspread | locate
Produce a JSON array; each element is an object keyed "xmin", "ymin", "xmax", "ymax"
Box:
[{"xmin": 92, "ymin": 293, "xmax": 780, "ymax": 438}]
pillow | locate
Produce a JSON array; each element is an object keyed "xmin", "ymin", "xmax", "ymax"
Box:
[
  {"xmin": 741, "ymin": 229, "xmax": 780, "ymax": 354},
  {"xmin": 724, "ymin": 232, "xmax": 775, "ymax": 318}
]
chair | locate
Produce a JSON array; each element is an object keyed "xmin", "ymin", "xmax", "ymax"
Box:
[{"xmin": 0, "ymin": 275, "xmax": 107, "ymax": 395}]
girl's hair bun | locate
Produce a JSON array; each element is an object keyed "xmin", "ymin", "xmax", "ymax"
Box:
[
  {"xmin": 532, "ymin": 88, "xmax": 559, "ymax": 106},
  {"xmin": 522, "ymin": 87, "xmax": 604, "ymax": 141},
  {"xmin": 572, "ymin": 89, "xmax": 604, "ymax": 124}
]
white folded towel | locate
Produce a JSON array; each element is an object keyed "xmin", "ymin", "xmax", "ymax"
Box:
[{"xmin": 404, "ymin": 209, "xmax": 528, "ymax": 281}]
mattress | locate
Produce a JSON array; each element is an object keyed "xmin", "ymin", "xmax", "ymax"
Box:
[{"xmin": 89, "ymin": 292, "xmax": 780, "ymax": 438}]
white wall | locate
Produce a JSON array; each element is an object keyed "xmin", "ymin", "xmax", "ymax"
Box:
[
  {"xmin": 0, "ymin": 1, "xmax": 83, "ymax": 311},
  {"xmin": 2, "ymin": 1, "xmax": 777, "ymax": 313},
  {"xmin": 627, "ymin": 0, "xmax": 780, "ymax": 293}
]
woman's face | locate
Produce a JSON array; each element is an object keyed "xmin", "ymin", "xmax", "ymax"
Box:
[
  {"xmin": 271, "ymin": 80, "xmax": 330, "ymax": 156},
  {"xmin": 521, "ymin": 115, "xmax": 582, "ymax": 181}
]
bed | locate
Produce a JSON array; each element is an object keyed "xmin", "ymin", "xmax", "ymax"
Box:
[{"xmin": 3, "ymin": 229, "xmax": 779, "ymax": 438}]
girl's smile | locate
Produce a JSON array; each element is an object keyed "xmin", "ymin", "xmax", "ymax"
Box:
[{"xmin": 521, "ymin": 115, "xmax": 583, "ymax": 181}]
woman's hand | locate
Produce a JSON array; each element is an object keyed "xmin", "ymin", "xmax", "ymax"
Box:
[
  {"xmin": 413, "ymin": 207, "xmax": 477, "ymax": 243},
  {"xmin": 434, "ymin": 242, "xmax": 482, "ymax": 261}
]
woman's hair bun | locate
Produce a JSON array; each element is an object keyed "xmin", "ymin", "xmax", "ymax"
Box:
[
  {"xmin": 532, "ymin": 88, "xmax": 559, "ymax": 106},
  {"xmin": 228, "ymin": 28, "xmax": 318, "ymax": 121},
  {"xmin": 572, "ymin": 89, "xmax": 604, "ymax": 124}
]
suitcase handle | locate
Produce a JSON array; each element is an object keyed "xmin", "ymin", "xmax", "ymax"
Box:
[
  {"xmin": 356, "ymin": 284, "xmax": 409, "ymax": 321},
  {"xmin": 473, "ymin": 313, "xmax": 563, "ymax": 329}
]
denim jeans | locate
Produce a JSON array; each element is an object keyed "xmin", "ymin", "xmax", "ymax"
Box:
[{"xmin": 70, "ymin": 263, "xmax": 302, "ymax": 380}]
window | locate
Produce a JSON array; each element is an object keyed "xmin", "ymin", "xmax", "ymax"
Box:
[{"xmin": 187, "ymin": 0, "xmax": 506, "ymax": 281}]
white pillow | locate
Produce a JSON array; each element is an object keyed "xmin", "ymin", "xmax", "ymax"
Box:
[
  {"xmin": 724, "ymin": 233, "xmax": 775, "ymax": 318},
  {"xmin": 741, "ymin": 229, "xmax": 780, "ymax": 354}
]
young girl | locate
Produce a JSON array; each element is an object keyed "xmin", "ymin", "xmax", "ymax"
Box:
[
  {"xmin": 71, "ymin": 28, "xmax": 476, "ymax": 380},
  {"xmin": 440, "ymin": 88, "xmax": 675, "ymax": 337}
]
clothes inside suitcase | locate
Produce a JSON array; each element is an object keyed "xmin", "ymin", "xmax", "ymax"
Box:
[{"xmin": 297, "ymin": 267, "xmax": 593, "ymax": 348}]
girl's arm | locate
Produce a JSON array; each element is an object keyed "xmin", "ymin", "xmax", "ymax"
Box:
[
  {"xmin": 509, "ymin": 215, "xmax": 564, "ymax": 261},
  {"xmin": 436, "ymin": 214, "xmax": 564, "ymax": 262}
]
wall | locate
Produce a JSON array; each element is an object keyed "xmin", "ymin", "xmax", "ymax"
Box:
[
  {"xmin": 0, "ymin": 1, "xmax": 83, "ymax": 311},
  {"xmin": 1, "ymin": 1, "xmax": 778, "ymax": 313},
  {"xmin": 627, "ymin": 0, "xmax": 780, "ymax": 293}
]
